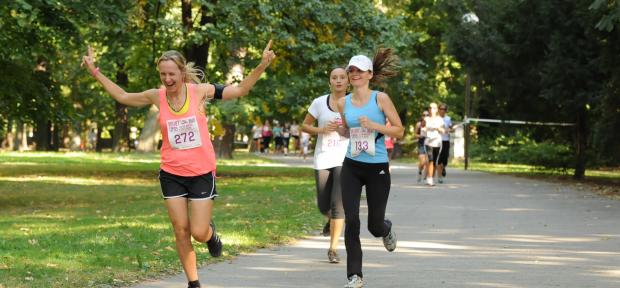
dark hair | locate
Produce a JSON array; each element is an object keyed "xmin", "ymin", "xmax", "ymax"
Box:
[
  {"xmin": 330, "ymin": 66, "xmax": 346, "ymax": 74},
  {"xmin": 371, "ymin": 48, "xmax": 399, "ymax": 88}
]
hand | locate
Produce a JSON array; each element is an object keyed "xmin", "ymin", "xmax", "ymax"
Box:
[
  {"xmin": 81, "ymin": 46, "xmax": 98, "ymax": 75},
  {"xmin": 323, "ymin": 121, "xmax": 338, "ymax": 133},
  {"xmin": 260, "ymin": 40, "xmax": 276, "ymax": 67},
  {"xmin": 358, "ymin": 116, "xmax": 374, "ymax": 130}
]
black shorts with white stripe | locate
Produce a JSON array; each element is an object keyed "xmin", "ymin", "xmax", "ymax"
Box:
[{"xmin": 159, "ymin": 169, "xmax": 218, "ymax": 200}]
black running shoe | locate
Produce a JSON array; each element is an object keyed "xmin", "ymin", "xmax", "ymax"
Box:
[
  {"xmin": 442, "ymin": 169, "xmax": 446, "ymax": 177},
  {"xmin": 322, "ymin": 221, "xmax": 330, "ymax": 236},
  {"xmin": 206, "ymin": 221, "xmax": 222, "ymax": 257},
  {"xmin": 187, "ymin": 280, "xmax": 201, "ymax": 288}
]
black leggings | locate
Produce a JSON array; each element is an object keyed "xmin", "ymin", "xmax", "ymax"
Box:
[
  {"xmin": 314, "ymin": 167, "xmax": 344, "ymax": 219},
  {"xmin": 341, "ymin": 158, "xmax": 392, "ymax": 278}
]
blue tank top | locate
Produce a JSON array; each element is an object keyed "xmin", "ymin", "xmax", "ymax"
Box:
[{"xmin": 344, "ymin": 91, "xmax": 388, "ymax": 163}]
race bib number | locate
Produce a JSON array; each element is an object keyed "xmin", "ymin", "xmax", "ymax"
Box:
[
  {"xmin": 322, "ymin": 131, "xmax": 342, "ymax": 151},
  {"xmin": 349, "ymin": 127, "xmax": 375, "ymax": 157},
  {"xmin": 166, "ymin": 116, "xmax": 202, "ymax": 150}
]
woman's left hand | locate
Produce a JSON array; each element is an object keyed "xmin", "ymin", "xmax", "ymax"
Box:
[{"xmin": 261, "ymin": 40, "xmax": 276, "ymax": 67}]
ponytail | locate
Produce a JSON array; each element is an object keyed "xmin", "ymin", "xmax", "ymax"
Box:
[
  {"xmin": 184, "ymin": 62, "xmax": 204, "ymax": 84},
  {"xmin": 371, "ymin": 48, "xmax": 399, "ymax": 88}
]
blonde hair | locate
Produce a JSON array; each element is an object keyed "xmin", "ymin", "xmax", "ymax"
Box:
[
  {"xmin": 156, "ymin": 50, "xmax": 204, "ymax": 84},
  {"xmin": 371, "ymin": 48, "xmax": 399, "ymax": 88}
]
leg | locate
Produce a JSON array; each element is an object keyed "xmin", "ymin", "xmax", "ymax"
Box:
[
  {"xmin": 341, "ymin": 160, "xmax": 364, "ymax": 278},
  {"xmin": 315, "ymin": 169, "xmax": 333, "ymax": 236},
  {"xmin": 165, "ymin": 198, "xmax": 198, "ymax": 282},
  {"xmin": 426, "ymin": 146, "xmax": 435, "ymax": 183},
  {"xmin": 329, "ymin": 166, "xmax": 345, "ymax": 252},
  {"xmin": 189, "ymin": 199, "xmax": 215, "ymax": 242},
  {"xmin": 365, "ymin": 162, "xmax": 392, "ymax": 238}
]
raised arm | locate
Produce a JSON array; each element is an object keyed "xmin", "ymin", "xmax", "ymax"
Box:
[
  {"xmin": 213, "ymin": 40, "xmax": 276, "ymax": 101},
  {"xmin": 82, "ymin": 46, "xmax": 157, "ymax": 107}
]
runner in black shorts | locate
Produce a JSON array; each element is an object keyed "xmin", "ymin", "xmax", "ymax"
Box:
[{"xmin": 83, "ymin": 41, "xmax": 275, "ymax": 288}]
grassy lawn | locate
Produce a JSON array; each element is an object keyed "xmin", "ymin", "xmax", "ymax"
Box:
[{"xmin": 0, "ymin": 152, "xmax": 320, "ymax": 288}]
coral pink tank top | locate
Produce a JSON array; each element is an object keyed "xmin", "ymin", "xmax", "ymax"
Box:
[{"xmin": 159, "ymin": 83, "xmax": 216, "ymax": 176}]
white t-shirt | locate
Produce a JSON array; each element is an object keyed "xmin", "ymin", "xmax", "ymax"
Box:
[
  {"xmin": 442, "ymin": 115, "xmax": 452, "ymax": 141},
  {"xmin": 424, "ymin": 116, "xmax": 444, "ymax": 148},
  {"xmin": 252, "ymin": 125, "xmax": 262, "ymax": 139},
  {"xmin": 308, "ymin": 94, "xmax": 349, "ymax": 170},
  {"xmin": 290, "ymin": 124, "xmax": 299, "ymax": 137}
]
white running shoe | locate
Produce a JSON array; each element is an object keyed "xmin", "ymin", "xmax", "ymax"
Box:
[
  {"xmin": 426, "ymin": 177, "xmax": 434, "ymax": 186},
  {"xmin": 344, "ymin": 275, "xmax": 364, "ymax": 288}
]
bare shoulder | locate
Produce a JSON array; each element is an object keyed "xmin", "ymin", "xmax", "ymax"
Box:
[
  {"xmin": 377, "ymin": 91, "xmax": 391, "ymax": 101},
  {"xmin": 196, "ymin": 83, "xmax": 214, "ymax": 99}
]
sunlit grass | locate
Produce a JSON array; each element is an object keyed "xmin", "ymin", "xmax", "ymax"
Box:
[{"xmin": 0, "ymin": 151, "xmax": 319, "ymax": 288}]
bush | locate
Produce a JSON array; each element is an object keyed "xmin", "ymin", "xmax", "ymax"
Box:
[{"xmin": 471, "ymin": 132, "xmax": 573, "ymax": 173}]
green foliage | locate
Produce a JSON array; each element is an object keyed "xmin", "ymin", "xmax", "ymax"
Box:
[{"xmin": 471, "ymin": 132, "xmax": 574, "ymax": 172}]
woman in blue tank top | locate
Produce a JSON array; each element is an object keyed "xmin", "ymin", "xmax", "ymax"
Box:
[{"xmin": 336, "ymin": 49, "xmax": 404, "ymax": 288}]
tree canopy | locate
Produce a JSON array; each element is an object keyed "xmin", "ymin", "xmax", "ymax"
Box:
[{"xmin": 1, "ymin": 0, "xmax": 618, "ymax": 177}]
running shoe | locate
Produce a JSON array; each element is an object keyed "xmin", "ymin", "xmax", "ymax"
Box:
[
  {"xmin": 327, "ymin": 249, "xmax": 340, "ymax": 263},
  {"xmin": 187, "ymin": 280, "xmax": 201, "ymax": 288},
  {"xmin": 206, "ymin": 221, "xmax": 222, "ymax": 257},
  {"xmin": 417, "ymin": 172, "xmax": 422, "ymax": 183},
  {"xmin": 344, "ymin": 275, "xmax": 364, "ymax": 288},
  {"xmin": 438, "ymin": 177, "xmax": 444, "ymax": 184},
  {"xmin": 426, "ymin": 177, "xmax": 434, "ymax": 186},
  {"xmin": 382, "ymin": 219, "xmax": 397, "ymax": 252},
  {"xmin": 442, "ymin": 168, "xmax": 447, "ymax": 177},
  {"xmin": 322, "ymin": 221, "xmax": 331, "ymax": 236}
]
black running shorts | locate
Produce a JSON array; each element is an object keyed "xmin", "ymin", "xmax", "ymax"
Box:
[{"xmin": 159, "ymin": 169, "xmax": 218, "ymax": 200}]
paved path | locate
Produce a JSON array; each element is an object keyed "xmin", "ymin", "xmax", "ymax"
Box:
[{"xmin": 134, "ymin": 155, "xmax": 620, "ymax": 288}]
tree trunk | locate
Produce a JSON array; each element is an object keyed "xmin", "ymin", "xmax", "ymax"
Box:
[
  {"xmin": 14, "ymin": 122, "xmax": 29, "ymax": 151},
  {"xmin": 573, "ymin": 107, "xmax": 587, "ymax": 180},
  {"xmin": 51, "ymin": 123, "xmax": 60, "ymax": 151},
  {"xmin": 182, "ymin": 0, "xmax": 214, "ymax": 70},
  {"xmin": 34, "ymin": 119, "xmax": 51, "ymax": 151},
  {"xmin": 2, "ymin": 119, "xmax": 14, "ymax": 150},
  {"xmin": 137, "ymin": 105, "xmax": 161, "ymax": 152},
  {"xmin": 95, "ymin": 126, "xmax": 103, "ymax": 152},
  {"xmin": 219, "ymin": 123, "xmax": 235, "ymax": 159},
  {"xmin": 113, "ymin": 63, "xmax": 130, "ymax": 152}
]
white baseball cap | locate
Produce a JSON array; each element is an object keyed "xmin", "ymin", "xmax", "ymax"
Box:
[{"xmin": 346, "ymin": 55, "xmax": 373, "ymax": 72}]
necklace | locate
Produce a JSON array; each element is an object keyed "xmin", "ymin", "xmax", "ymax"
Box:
[{"xmin": 166, "ymin": 85, "xmax": 186, "ymax": 112}]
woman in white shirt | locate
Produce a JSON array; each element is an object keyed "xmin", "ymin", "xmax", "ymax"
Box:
[
  {"xmin": 424, "ymin": 102, "xmax": 446, "ymax": 186},
  {"xmin": 302, "ymin": 67, "xmax": 350, "ymax": 263}
]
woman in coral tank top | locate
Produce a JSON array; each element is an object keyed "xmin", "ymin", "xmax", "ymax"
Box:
[{"xmin": 82, "ymin": 41, "xmax": 275, "ymax": 288}]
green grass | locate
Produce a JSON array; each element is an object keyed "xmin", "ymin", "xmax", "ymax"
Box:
[{"xmin": 0, "ymin": 152, "xmax": 320, "ymax": 288}]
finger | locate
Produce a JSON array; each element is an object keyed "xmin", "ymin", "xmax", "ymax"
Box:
[
  {"xmin": 88, "ymin": 46, "xmax": 94, "ymax": 58},
  {"xmin": 264, "ymin": 39, "xmax": 273, "ymax": 52}
]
